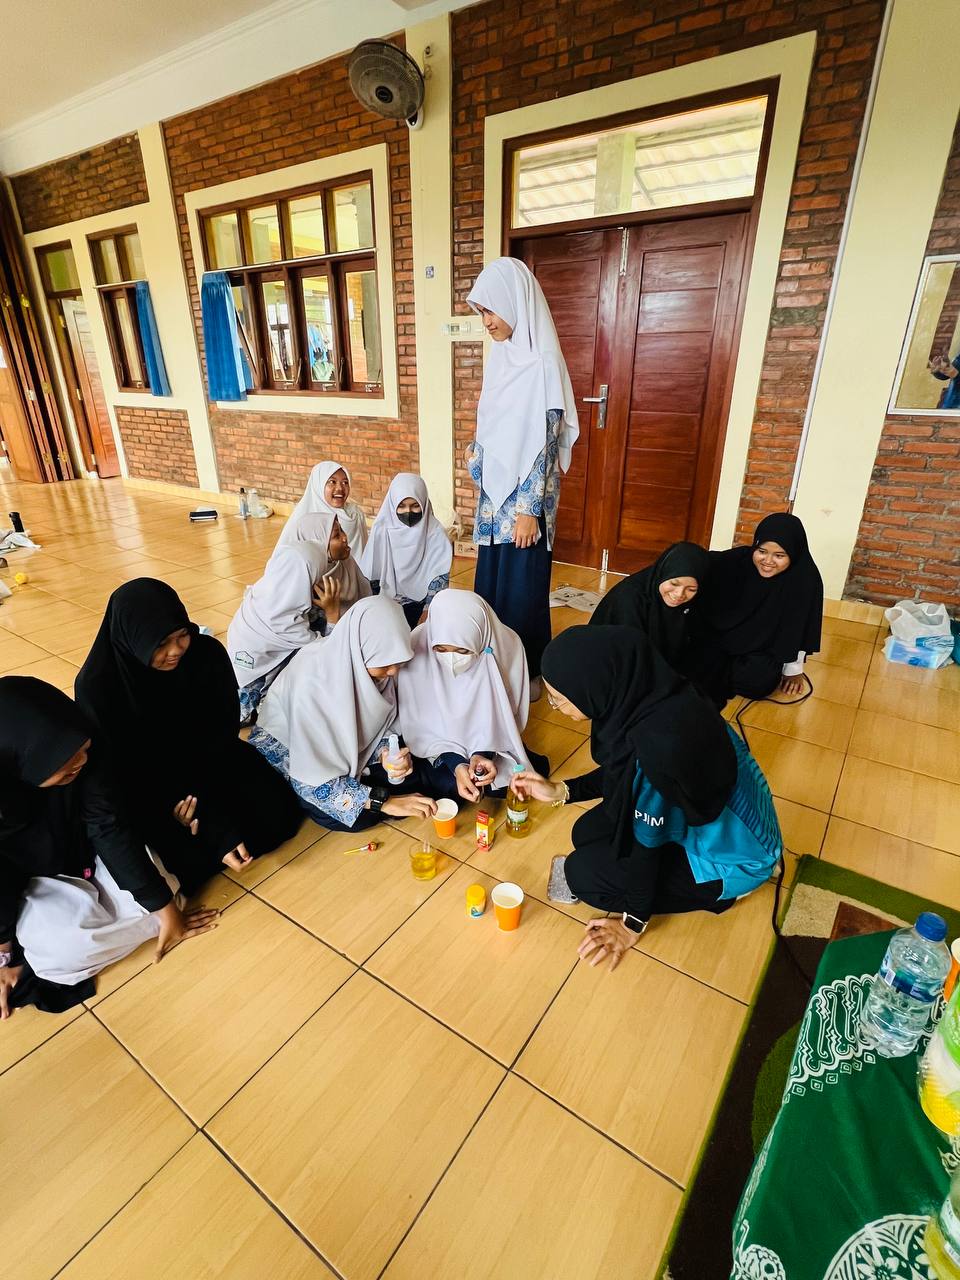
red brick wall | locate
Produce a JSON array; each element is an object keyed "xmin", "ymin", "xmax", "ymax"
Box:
[
  {"xmin": 11, "ymin": 135, "xmax": 147, "ymax": 233},
  {"xmin": 845, "ymin": 120, "xmax": 960, "ymax": 609},
  {"xmin": 115, "ymin": 406, "xmax": 199, "ymax": 486},
  {"xmin": 449, "ymin": 0, "xmax": 885, "ymax": 536},
  {"xmin": 161, "ymin": 47, "xmax": 418, "ymax": 516}
]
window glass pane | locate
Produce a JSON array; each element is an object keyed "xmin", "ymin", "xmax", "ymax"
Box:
[
  {"xmin": 511, "ymin": 96, "xmax": 767, "ymax": 228},
  {"xmin": 121, "ymin": 232, "xmax": 145, "ymax": 279},
  {"xmin": 93, "ymin": 238, "xmax": 123, "ymax": 284},
  {"xmin": 113, "ymin": 293, "xmax": 146, "ymax": 386},
  {"xmin": 330, "ymin": 183, "xmax": 374, "ymax": 252},
  {"xmin": 260, "ymin": 278, "xmax": 295, "ymax": 383},
  {"xmin": 41, "ymin": 247, "xmax": 79, "ymax": 292},
  {"xmin": 207, "ymin": 213, "xmax": 242, "ymax": 269},
  {"xmin": 247, "ymin": 204, "xmax": 283, "ymax": 264},
  {"xmin": 289, "ymin": 194, "xmax": 326, "ymax": 258},
  {"xmin": 300, "ymin": 275, "xmax": 336, "ymax": 383},
  {"xmin": 343, "ymin": 269, "xmax": 381, "ymax": 386},
  {"xmin": 232, "ymin": 283, "xmax": 258, "ymax": 376}
]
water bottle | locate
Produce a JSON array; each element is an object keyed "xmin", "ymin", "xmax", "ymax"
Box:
[
  {"xmin": 247, "ymin": 488, "xmax": 260, "ymax": 516},
  {"xmin": 859, "ymin": 913, "xmax": 950, "ymax": 1057},
  {"xmin": 238, "ymin": 487, "xmax": 249, "ymax": 519},
  {"xmin": 919, "ymin": 976, "xmax": 960, "ymax": 1135},
  {"xmin": 924, "ymin": 1167, "xmax": 960, "ymax": 1278},
  {"xmin": 385, "ymin": 734, "xmax": 404, "ymax": 786}
]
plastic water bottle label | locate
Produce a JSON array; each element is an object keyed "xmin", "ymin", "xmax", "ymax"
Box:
[
  {"xmin": 879, "ymin": 951, "xmax": 940, "ymax": 1003},
  {"xmin": 940, "ymin": 1198, "xmax": 960, "ymax": 1263}
]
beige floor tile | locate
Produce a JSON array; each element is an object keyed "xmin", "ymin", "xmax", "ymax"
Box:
[
  {"xmin": 60, "ymin": 645, "xmax": 94, "ymax": 666},
  {"xmin": 0, "ymin": 597, "xmax": 95, "ymax": 635},
  {"xmin": 848, "ymin": 710, "xmax": 960, "ymax": 785},
  {"xmin": 95, "ymin": 895, "xmax": 354, "ymax": 1122},
  {"xmin": 0, "ymin": 1014, "xmax": 193, "ymax": 1280},
  {"xmin": 638, "ymin": 884, "xmax": 776, "ymax": 1003},
  {"xmin": 822, "ymin": 817, "xmax": 960, "ymax": 910},
  {"xmin": 180, "ymin": 577, "xmax": 248, "ymax": 611},
  {"xmin": 383, "ymin": 1075, "xmax": 680, "ymax": 1280},
  {"xmin": 868, "ymin": 647, "xmax": 960, "ymax": 689},
  {"xmin": 522, "ymin": 716, "xmax": 590, "ymax": 773},
  {"xmin": 0, "ymin": 633, "xmax": 50, "ymax": 672},
  {"xmin": 803, "ymin": 657, "xmax": 867, "ymax": 707},
  {"xmin": 210, "ymin": 973, "xmax": 503, "ymax": 1280},
  {"xmin": 222, "ymin": 817, "xmax": 327, "ymax": 888},
  {"xmin": 0, "ymin": 1002, "xmax": 83, "ymax": 1076},
  {"xmin": 2, "ymin": 653, "xmax": 79, "ymax": 689},
  {"xmin": 833, "ymin": 757, "xmax": 960, "ymax": 857},
  {"xmin": 467, "ymin": 803, "xmax": 595, "ymax": 924},
  {"xmin": 60, "ymin": 1135, "xmax": 332, "ymax": 1279},
  {"xmin": 550, "ymin": 603, "xmax": 587, "ymax": 635},
  {"xmin": 367, "ymin": 865, "xmax": 580, "ymax": 1064},
  {"xmin": 774, "ymin": 796, "xmax": 828, "ymax": 857},
  {"xmin": 859, "ymin": 672, "xmax": 960, "ymax": 733},
  {"xmin": 746, "ymin": 727, "xmax": 846, "ymax": 812},
  {"xmin": 256, "ymin": 826, "xmax": 458, "ymax": 962},
  {"xmin": 740, "ymin": 695, "xmax": 856, "ymax": 752},
  {"xmin": 814, "ymin": 633, "xmax": 874, "ymax": 674},
  {"xmin": 25, "ymin": 616, "xmax": 102, "ymax": 656},
  {"xmin": 821, "ymin": 616, "xmax": 880, "ymax": 643},
  {"xmin": 516, "ymin": 949, "xmax": 745, "ymax": 1184},
  {"xmin": 823, "ymin": 598, "xmax": 885, "ymax": 625}
]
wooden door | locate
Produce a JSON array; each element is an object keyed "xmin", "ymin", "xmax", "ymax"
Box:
[
  {"xmin": 0, "ymin": 331, "xmax": 45, "ymax": 481},
  {"xmin": 61, "ymin": 299, "xmax": 120, "ymax": 478},
  {"xmin": 520, "ymin": 229, "xmax": 621, "ymax": 568}
]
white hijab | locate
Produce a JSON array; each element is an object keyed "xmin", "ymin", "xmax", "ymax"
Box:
[
  {"xmin": 397, "ymin": 589, "xmax": 531, "ymax": 789},
  {"xmin": 226, "ymin": 542, "xmax": 325, "ymax": 684},
  {"xmin": 467, "ymin": 257, "xmax": 580, "ymax": 513},
  {"xmin": 359, "ymin": 473, "xmax": 453, "ymax": 603},
  {"xmin": 258, "ymin": 595, "xmax": 413, "ymax": 787},
  {"xmin": 272, "ymin": 510, "xmax": 372, "ymax": 611},
  {"xmin": 277, "ymin": 460, "xmax": 368, "ymax": 553}
]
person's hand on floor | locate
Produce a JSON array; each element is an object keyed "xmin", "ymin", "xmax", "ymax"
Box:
[
  {"xmin": 221, "ymin": 843, "xmax": 253, "ymax": 872},
  {"xmin": 577, "ymin": 917, "xmax": 641, "ymax": 972},
  {"xmin": 510, "ymin": 770, "xmax": 564, "ymax": 805},
  {"xmin": 513, "ymin": 514, "xmax": 539, "ymax": 549},
  {"xmin": 173, "ymin": 794, "xmax": 199, "ymax": 835},
  {"xmin": 0, "ymin": 962, "xmax": 23, "ymax": 1019},
  {"xmin": 779, "ymin": 673, "xmax": 806, "ymax": 697},
  {"xmin": 154, "ymin": 901, "xmax": 219, "ymax": 964},
  {"xmin": 381, "ymin": 793, "xmax": 437, "ymax": 820}
]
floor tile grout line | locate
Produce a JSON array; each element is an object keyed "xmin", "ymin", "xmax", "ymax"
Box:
[{"xmin": 0, "ymin": 1009, "xmax": 84, "ymax": 1082}]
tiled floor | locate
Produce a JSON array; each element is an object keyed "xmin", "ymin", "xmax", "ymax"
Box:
[{"xmin": 2, "ymin": 474, "xmax": 960, "ymax": 1279}]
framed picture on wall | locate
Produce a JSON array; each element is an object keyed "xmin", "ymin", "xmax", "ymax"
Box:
[{"xmin": 889, "ymin": 253, "xmax": 960, "ymax": 416}]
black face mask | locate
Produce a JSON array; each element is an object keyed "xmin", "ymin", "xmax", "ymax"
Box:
[{"xmin": 397, "ymin": 510, "xmax": 423, "ymax": 528}]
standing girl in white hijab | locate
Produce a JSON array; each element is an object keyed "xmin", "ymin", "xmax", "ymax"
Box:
[
  {"xmin": 276, "ymin": 460, "xmax": 368, "ymax": 554},
  {"xmin": 359, "ymin": 473, "xmax": 453, "ymax": 627},
  {"xmin": 226, "ymin": 541, "xmax": 327, "ymax": 724},
  {"xmin": 250, "ymin": 596, "xmax": 438, "ymax": 831},
  {"xmin": 466, "ymin": 257, "xmax": 579, "ymax": 694},
  {"xmin": 397, "ymin": 590, "xmax": 549, "ymax": 804}
]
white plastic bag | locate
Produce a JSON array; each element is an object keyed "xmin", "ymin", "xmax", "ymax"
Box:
[{"xmin": 885, "ymin": 600, "xmax": 952, "ymax": 648}]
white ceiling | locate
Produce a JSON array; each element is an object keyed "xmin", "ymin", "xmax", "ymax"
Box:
[{"xmin": 0, "ymin": 0, "xmax": 460, "ymax": 173}]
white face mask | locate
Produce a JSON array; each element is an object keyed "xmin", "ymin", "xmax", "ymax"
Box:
[{"xmin": 436, "ymin": 650, "xmax": 475, "ymax": 677}]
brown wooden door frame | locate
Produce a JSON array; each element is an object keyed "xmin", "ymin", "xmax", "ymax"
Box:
[
  {"xmin": 60, "ymin": 299, "xmax": 120, "ymax": 478},
  {"xmin": 0, "ymin": 326, "xmax": 44, "ymax": 481}
]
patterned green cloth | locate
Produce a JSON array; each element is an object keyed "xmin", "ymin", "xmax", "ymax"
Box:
[{"xmin": 732, "ymin": 930, "xmax": 957, "ymax": 1279}]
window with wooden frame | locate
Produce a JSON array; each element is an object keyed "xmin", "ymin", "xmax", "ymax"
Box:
[
  {"xmin": 199, "ymin": 174, "xmax": 382, "ymax": 396},
  {"xmin": 87, "ymin": 228, "xmax": 150, "ymax": 391}
]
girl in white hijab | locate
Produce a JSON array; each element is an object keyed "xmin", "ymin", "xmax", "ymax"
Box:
[
  {"xmin": 226, "ymin": 542, "xmax": 326, "ymax": 724},
  {"xmin": 274, "ymin": 510, "xmax": 372, "ymax": 631},
  {"xmin": 251, "ymin": 596, "xmax": 437, "ymax": 831},
  {"xmin": 359, "ymin": 473, "xmax": 453, "ymax": 627},
  {"xmin": 466, "ymin": 257, "xmax": 579, "ymax": 694},
  {"xmin": 276, "ymin": 460, "xmax": 368, "ymax": 554},
  {"xmin": 397, "ymin": 589, "xmax": 550, "ymax": 804}
]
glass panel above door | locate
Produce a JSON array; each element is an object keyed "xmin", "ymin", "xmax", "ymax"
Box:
[{"xmin": 511, "ymin": 96, "xmax": 767, "ymax": 229}]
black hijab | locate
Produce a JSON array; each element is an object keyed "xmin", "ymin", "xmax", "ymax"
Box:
[
  {"xmin": 75, "ymin": 578, "xmax": 239, "ymax": 786},
  {"xmin": 590, "ymin": 541, "xmax": 710, "ymax": 665},
  {"xmin": 700, "ymin": 513, "xmax": 823, "ymax": 661},
  {"xmin": 542, "ymin": 626, "xmax": 736, "ymax": 859}
]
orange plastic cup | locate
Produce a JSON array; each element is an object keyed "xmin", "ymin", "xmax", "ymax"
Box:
[
  {"xmin": 492, "ymin": 882, "xmax": 524, "ymax": 932},
  {"xmin": 433, "ymin": 798, "xmax": 458, "ymax": 839}
]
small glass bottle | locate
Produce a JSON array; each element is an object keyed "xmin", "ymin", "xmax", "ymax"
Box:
[
  {"xmin": 925, "ymin": 1168, "xmax": 960, "ymax": 1278},
  {"xmin": 506, "ymin": 764, "xmax": 530, "ymax": 839}
]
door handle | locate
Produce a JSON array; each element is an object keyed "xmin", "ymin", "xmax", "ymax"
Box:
[{"xmin": 581, "ymin": 383, "xmax": 608, "ymax": 430}]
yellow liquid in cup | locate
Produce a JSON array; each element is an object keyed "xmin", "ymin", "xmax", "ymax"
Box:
[{"xmin": 410, "ymin": 848, "xmax": 437, "ymax": 880}]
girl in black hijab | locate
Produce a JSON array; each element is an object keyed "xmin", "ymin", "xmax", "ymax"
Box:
[
  {"xmin": 511, "ymin": 626, "xmax": 782, "ymax": 972},
  {"xmin": 684, "ymin": 513, "xmax": 823, "ymax": 707},
  {"xmin": 0, "ymin": 677, "xmax": 218, "ymax": 1017},
  {"xmin": 590, "ymin": 541, "xmax": 710, "ymax": 669},
  {"xmin": 75, "ymin": 579, "xmax": 302, "ymax": 893}
]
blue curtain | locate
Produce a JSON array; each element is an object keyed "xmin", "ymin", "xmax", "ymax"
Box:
[
  {"xmin": 134, "ymin": 281, "xmax": 171, "ymax": 396},
  {"xmin": 200, "ymin": 271, "xmax": 251, "ymax": 401}
]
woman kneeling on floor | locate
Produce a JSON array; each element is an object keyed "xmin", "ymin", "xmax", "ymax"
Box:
[
  {"xmin": 75, "ymin": 579, "xmax": 303, "ymax": 892},
  {"xmin": 275, "ymin": 510, "xmax": 372, "ymax": 633},
  {"xmin": 511, "ymin": 626, "xmax": 782, "ymax": 972},
  {"xmin": 251, "ymin": 595, "xmax": 438, "ymax": 831},
  {"xmin": 397, "ymin": 589, "xmax": 548, "ymax": 804},
  {"xmin": 0, "ymin": 678, "xmax": 217, "ymax": 1018}
]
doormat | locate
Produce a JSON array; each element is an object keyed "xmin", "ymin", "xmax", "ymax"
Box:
[
  {"xmin": 548, "ymin": 585, "xmax": 602, "ymax": 612},
  {"xmin": 660, "ymin": 857, "xmax": 960, "ymax": 1280}
]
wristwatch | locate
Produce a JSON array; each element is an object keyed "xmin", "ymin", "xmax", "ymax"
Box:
[
  {"xmin": 368, "ymin": 786, "xmax": 388, "ymax": 814},
  {"xmin": 622, "ymin": 912, "xmax": 648, "ymax": 935}
]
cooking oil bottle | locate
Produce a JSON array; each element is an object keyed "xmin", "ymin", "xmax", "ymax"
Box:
[
  {"xmin": 506, "ymin": 763, "xmax": 531, "ymax": 839},
  {"xmin": 925, "ymin": 1168, "xmax": 960, "ymax": 1278}
]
